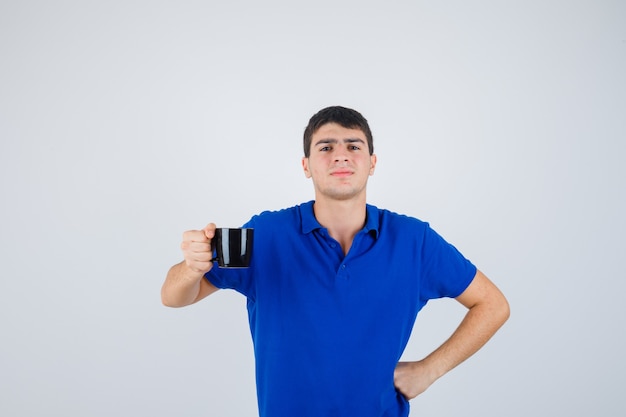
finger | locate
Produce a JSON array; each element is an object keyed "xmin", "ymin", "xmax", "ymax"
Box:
[
  {"xmin": 186, "ymin": 251, "xmax": 213, "ymax": 263},
  {"xmin": 186, "ymin": 259, "xmax": 213, "ymax": 273},
  {"xmin": 183, "ymin": 249, "xmax": 214, "ymax": 273},
  {"xmin": 183, "ymin": 229, "xmax": 209, "ymax": 243},
  {"xmin": 181, "ymin": 240, "xmax": 212, "ymax": 253}
]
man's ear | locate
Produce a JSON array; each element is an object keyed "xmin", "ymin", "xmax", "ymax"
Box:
[
  {"xmin": 369, "ymin": 154, "xmax": 377, "ymax": 176},
  {"xmin": 302, "ymin": 157, "xmax": 312, "ymax": 178}
]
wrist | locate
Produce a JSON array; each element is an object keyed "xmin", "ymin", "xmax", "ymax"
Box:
[
  {"xmin": 417, "ymin": 357, "xmax": 446, "ymax": 383},
  {"xmin": 181, "ymin": 261, "xmax": 209, "ymax": 281}
]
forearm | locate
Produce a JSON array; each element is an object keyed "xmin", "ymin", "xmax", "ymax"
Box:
[
  {"xmin": 394, "ymin": 270, "xmax": 509, "ymax": 399},
  {"xmin": 422, "ymin": 297, "xmax": 509, "ymax": 381},
  {"xmin": 161, "ymin": 261, "xmax": 208, "ymax": 307}
]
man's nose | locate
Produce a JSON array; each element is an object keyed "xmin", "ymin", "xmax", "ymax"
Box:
[{"xmin": 333, "ymin": 149, "xmax": 349, "ymax": 162}]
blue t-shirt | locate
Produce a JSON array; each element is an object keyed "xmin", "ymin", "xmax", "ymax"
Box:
[{"xmin": 206, "ymin": 201, "xmax": 476, "ymax": 417}]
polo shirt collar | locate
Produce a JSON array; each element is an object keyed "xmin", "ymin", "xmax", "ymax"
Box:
[
  {"xmin": 299, "ymin": 200, "xmax": 380, "ymax": 239},
  {"xmin": 364, "ymin": 204, "xmax": 380, "ymax": 239}
]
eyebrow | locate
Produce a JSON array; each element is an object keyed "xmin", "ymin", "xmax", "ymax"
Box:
[{"xmin": 314, "ymin": 138, "xmax": 366, "ymax": 147}]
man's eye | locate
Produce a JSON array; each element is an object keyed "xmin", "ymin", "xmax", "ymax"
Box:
[
  {"xmin": 349, "ymin": 145, "xmax": 360, "ymax": 150},
  {"xmin": 320, "ymin": 146, "xmax": 331, "ymax": 151}
]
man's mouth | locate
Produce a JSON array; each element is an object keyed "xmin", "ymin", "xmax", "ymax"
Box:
[{"xmin": 330, "ymin": 170, "xmax": 353, "ymax": 177}]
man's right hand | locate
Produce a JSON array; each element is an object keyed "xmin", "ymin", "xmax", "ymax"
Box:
[
  {"xmin": 161, "ymin": 223, "xmax": 220, "ymax": 307},
  {"xmin": 181, "ymin": 223, "xmax": 217, "ymax": 275}
]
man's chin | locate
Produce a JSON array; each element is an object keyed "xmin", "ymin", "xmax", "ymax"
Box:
[{"xmin": 319, "ymin": 187, "xmax": 365, "ymax": 201}]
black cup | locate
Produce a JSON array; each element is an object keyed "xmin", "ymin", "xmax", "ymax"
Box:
[{"xmin": 212, "ymin": 228, "xmax": 254, "ymax": 268}]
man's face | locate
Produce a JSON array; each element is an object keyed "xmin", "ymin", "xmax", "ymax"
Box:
[{"xmin": 302, "ymin": 123, "xmax": 377, "ymax": 202}]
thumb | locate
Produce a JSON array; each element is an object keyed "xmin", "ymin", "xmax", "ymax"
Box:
[{"xmin": 203, "ymin": 223, "xmax": 217, "ymax": 239}]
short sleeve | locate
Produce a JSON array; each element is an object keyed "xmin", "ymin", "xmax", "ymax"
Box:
[{"xmin": 419, "ymin": 224, "xmax": 476, "ymax": 302}]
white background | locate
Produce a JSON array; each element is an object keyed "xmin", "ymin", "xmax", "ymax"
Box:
[{"xmin": 1, "ymin": 1, "xmax": 624, "ymax": 416}]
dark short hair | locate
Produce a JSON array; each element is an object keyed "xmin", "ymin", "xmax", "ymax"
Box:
[{"xmin": 303, "ymin": 106, "xmax": 374, "ymax": 157}]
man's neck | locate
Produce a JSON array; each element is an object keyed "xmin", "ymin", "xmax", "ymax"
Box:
[{"xmin": 313, "ymin": 197, "xmax": 367, "ymax": 255}]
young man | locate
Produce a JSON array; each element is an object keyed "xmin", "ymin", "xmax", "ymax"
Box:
[{"xmin": 162, "ymin": 106, "xmax": 510, "ymax": 417}]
